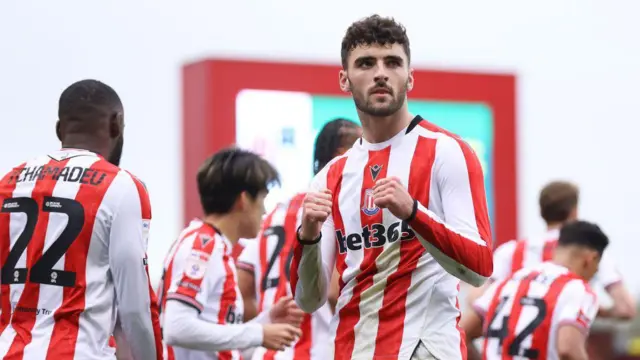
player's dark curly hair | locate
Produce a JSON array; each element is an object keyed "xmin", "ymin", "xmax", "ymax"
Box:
[
  {"xmin": 340, "ymin": 14, "xmax": 411, "ymax": 69},
  {"xmin": 313, "ymin": 118, "xmax": 360, "ymax": 175}
]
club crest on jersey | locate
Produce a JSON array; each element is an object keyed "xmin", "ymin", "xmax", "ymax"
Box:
[
  {"xmin": 369, "ymin": 164, "xmax": 382, "ymax": 181},
  {"xmin": 199, "ymin": 234, "xmax": 212, "ymax": 246},
  {"xmin": 184, "ymin": 251, "xmax": 209, "ymax": 280},
  {"xmin": 362, "ymin": 189, "xmax": 379, "ymax": 216}
]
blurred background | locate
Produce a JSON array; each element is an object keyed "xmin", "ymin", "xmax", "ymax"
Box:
[{"xmin": 2, "ymin": 0, "xmax": 639, "ymax": 358}]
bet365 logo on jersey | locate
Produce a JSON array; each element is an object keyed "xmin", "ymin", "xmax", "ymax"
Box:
[{"xmin": 336, "ymin": 221, "xmax": 416, "ymax": 254}]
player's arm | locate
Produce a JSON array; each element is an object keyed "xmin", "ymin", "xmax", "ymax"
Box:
[
  {"xmin": 593, "ymin": 252, "xmax": 636, "ymax": 320},
  {"xmin": 290, "ymin": 165, "xmax": 337, "ymax": 313},
  {"xmin": 163, "ymin": 247, "xmax": 264, "ymax": 351},
  {"xmin": 407, "ymin": 136, "xmax": 493, "ymax": 286},
  {"xmin": 466, "ymin": 240, "xmax": 516, "ymax": 308},
  {"xmin": 600, "ymin": 282, "xmax": 636, "ymax": 320},
  {"xmin": 460, "ymin": 280, "xmax": 501, "ymax": 360},
  {"xmin": 237, "ymin": 241, "xmax": 259, "ymax": 321},
  {"xmin": 163, "ymin": 248, "xmax": 300, "ymax": 351},
  {"xmin": 327, "ymin": 266, "xmax": 340, "ymax": 313},
  {"xmin": 555, "ymin": 281, "xmax": 599, "ymax": 360},
  {"xmin": 109, "ymin": 175, "xmax": 162, "ymax": 360}
]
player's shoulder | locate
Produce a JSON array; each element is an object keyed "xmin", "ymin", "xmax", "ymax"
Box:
[
  {"xmin": 312, "ymin": 152, "xmax": 351, "ymax": 185},
  {"xmin": 494, "ymin": 239, "xmax": 519, "ymax": 257}
]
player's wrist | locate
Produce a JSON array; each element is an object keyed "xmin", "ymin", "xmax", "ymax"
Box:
[
  {"xmin": 296, "ymin": 225, "xmax": 321, "ymax": 245},
  {"xmin": 403, "ymin": 199, "xmax": 418, "ymax": 222}
]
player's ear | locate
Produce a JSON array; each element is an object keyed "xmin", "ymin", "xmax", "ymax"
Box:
[
  {"xmin": 234, "ymin": 191, "xmax": 249, "ymax": 212},
  {"xmin": 407, "ymin": 68, "xmax": 415, "ymax": 92},
  {"xmin": 109, "ymin": 112, "xmax": 124, "ymax": 139},
  {"xmin": 339, "ymin": 70, "xmax": 351, "ymax": 93},
  {"xmin": 55, "ymin": 120, "xmax": 63, "ymax": 142}
]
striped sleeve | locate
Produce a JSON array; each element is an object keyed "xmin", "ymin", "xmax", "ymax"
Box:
[
  {"xmin": 109, "ymin": 171, "xmax": 163, "ymax": 360},
  {"xmin": 290, "ymin": 162, "xmax": 338, "ymax": 313},
  {"xmin": 408, "ymin": 135, "xmax": 493, "ymax": 286},
  {"xmin": 165, "ymin": 239, "xmax": 222, "ymax": 313},
  {"xmin": 237, "ymin": 239, "xmax": 258, "ymax": 273},
  {"xmin": 490, "ymin": 240, "xmax": 517, "ymax": 282},
  {"xmin": 555, "ymin": 280, "xmax": 598, "ymax": 334}
]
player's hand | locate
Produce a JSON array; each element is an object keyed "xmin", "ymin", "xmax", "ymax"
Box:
[
  {"xmin": 299, "ymin": 189, "xmax": 332, "ymax": 241},
  {"xmin": 262, "ymin": 324, "xmax": 302, "ymax": 351},
  {"xmin": 269, "ymin": 296, "xmax": 305, "ymax": 327},
  {"xmin": 373, "ymin": 176, "xmax": 414, "ymax": 220}
]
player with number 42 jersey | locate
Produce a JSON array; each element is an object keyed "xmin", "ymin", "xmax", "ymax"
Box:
[{"xmin": 461, "ymin": 220, "xmax": 609, "ymax": 360}]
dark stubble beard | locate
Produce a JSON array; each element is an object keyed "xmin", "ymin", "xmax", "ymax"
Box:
[{"xmin": 352, "ymin": 79, "xmax": 409, "ymax": 117}]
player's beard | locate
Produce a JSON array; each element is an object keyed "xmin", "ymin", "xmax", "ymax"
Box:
[
  {"xmin": 108, "ymin": 136, "xmax": 124, "ymax": 167},
  {"xmin": 352, "ymin": 78, "xmax": 408, "ymax": 117}
]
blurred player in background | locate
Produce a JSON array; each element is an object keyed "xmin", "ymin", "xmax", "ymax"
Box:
[
  {"xmin": 236, "ymin": 118, "xmax": 362, "ymax": 360},
  {"xmin": 0, "ymin": 79, "xmax": 162, "ymax": 359},
  {"xmin": 461, "ymin": 220, "xmax": 609, "ymax": 360},
  {"xmin": 466, "ymin": 181, "xmax": 635, "ymax": 320},
  {"xmin": 158, "ymin": 149, "xmax": 303, "ymax": 360},
  {"xmin": 291, "ymin": 15, "xmax": 493, "ymax": 360}
]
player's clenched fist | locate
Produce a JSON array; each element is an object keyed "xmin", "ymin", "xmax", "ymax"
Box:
[
  {"xmin": 373, "ymin": 176, "xmax": 415, "ymax": 220},
  {"xmin": 298, "ymin": 189, "xmax": 332, "ymax": 242}
]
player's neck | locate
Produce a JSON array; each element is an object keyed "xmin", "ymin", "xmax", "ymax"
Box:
[
  {"xmin": 202, "ymin": 215, "xmax": 240, "ymax": 245},
  {"xmin": 546, "ymin": 222, "xmax": 565, "ymax": 231},
  {"xmin": 61, "ymin": 135, "xmax": 108, "ymax": 158},
  {"xmin": 552, "ymin": 251, "xmax": 582, "ymax": 278},
  {"xmin": 358, "ymin": 106, "xmax": 413, "ymax": 143}
]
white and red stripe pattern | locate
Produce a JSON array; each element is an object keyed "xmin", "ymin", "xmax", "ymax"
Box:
[
  {"xmin": 161, "ymin": 220, "xmax": 246, "ymax": 360},
  {"xmin": 474, "ymin": 262, "xmax": 598, "ymax": 360},
  {"xmin": 237, "ymin": 193, "xmax": 332, "ymax": 360},
  {"xmin": 491, "ymin": 228, "xmax": 622, "ymax": 289},
  {"xmin": 0, "ymin": 149, "xmax": 162, "ymax": 359},
  {"xmin": 290, "ymin": 116, "xmax": 493, "ymax": 360}
]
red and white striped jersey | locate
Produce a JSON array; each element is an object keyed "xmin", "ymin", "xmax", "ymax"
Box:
[
  {"xmin": 159, "ymin": 219, "xmax": 258, "ymax": 360},
  {"xmin": 237, "ymin": 193, "xmax": 332, "ymax": 360},
  {"xmin": 290, "ymin": 116, "xmax": 494, "ymax": 360},
  {"xmin": 473, "ymin": 262, "xmax": 598, "ymax": 360},
  {"xmin": 491, "ymin": 229, "xmax": 622, "ymax": 289},
  {"xmin": 231, "ymin": 239, "xmax": 249, "ymax": 262},
  {"xmin": 0, "ymin": 148, "xmax": 162, "ymax": 359}
]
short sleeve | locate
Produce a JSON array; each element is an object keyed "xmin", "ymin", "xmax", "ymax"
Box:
[
  {"xmin": 490, "ymin": 240, "xmax": 517, "ymax": 282},
  {"xmin": 472, "ymin": 280, "xmax": 502, "ymax": 317},
  {"xmin": 237, "ymin": 240, "xmax": 259, "ymax": 274},
  {"xmin": 591, "ymin": 250, "xmax": 622, "ymax": 289},
  {"xmin": 555, "ymin": 280, "xmax": 599, "ymax": 334},
  {"xmin": 166, "ymin": 242, "xmax": 225, "ymax": 313}
]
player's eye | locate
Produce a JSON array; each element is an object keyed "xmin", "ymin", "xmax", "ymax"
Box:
[
  {"xmin": 386, "ymin": 59, "xmax": 401, "ymax": 67},
  {"xmin": 356, "ymin": 58, "xmax": 375, "ymax": 68}
]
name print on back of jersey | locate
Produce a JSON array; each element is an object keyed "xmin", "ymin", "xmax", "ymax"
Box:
[
  {"xmin": 336, "ymin": 221, "xmax": 416, "ymax": 254},
  {"xmin": 5, "ymin": 164, "xmax": 108, "ymax": 186}
]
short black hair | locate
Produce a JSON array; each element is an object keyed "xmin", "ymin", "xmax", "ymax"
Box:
[
  {"xmin": 197, "ymin": 148, "xmax": 280, "ymax": 215},
  {"xmin": 341, "ymin": 14, "xmax": 411, "ymax": 69},
  {"xmin": 58, "ymin": 79, "xmax": 123, "ymax": 124},
  {"xmin": 558, "ymin": 220, "xmax": 609, "ymax": 256},
  {"xmin": 313, "ymin": 118, "xmax": 360, "ymax": 174},
  {"xmin": 539, "ymin": 181, "xmax": 579, "ymax": 224}
]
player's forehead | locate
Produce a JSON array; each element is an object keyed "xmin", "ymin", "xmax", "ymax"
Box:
[{"xmin": 348, "ymin": 43, "xmax": 407, "ymax": 64}]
